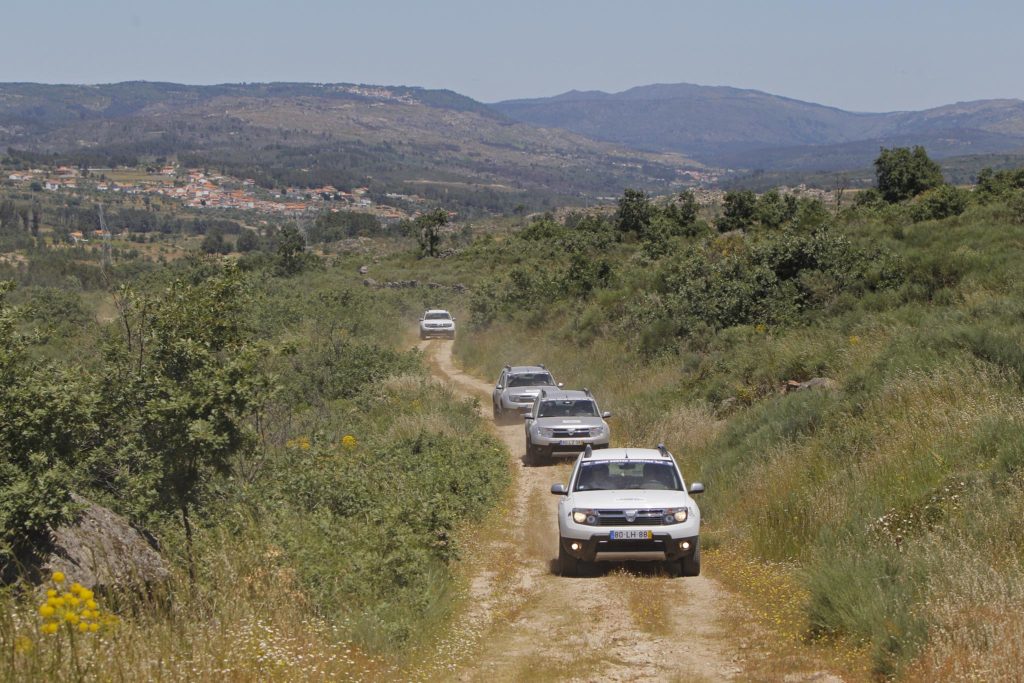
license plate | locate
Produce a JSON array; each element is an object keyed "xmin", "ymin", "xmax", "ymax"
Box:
[
  {"xmin": 560, "ymin": 439, "xmax": 584, "ymax": 446},
  {"xmin": 609, "ymin": 530, "xmax": 653, "ymax": 540}
]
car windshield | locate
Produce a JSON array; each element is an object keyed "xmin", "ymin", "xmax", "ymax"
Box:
[
  {"xmin": 507, "ymin": 372, "xmax": 554, "ymax": 387},
  {"xmin": 573, "ymin": 460, "xmax": 682, "ymax": 492},
  {"xmin": 537, "ymin": 399, "xmax": 598, "ymax": 418},
  {"xmin": 425, "ymin": 312, "xmax": 451, "ymax": 320}
]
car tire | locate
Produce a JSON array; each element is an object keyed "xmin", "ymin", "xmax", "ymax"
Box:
[
  {"xmin": 558, "ymin": 542, "xmax": 579, "ymax": 577},
  {"xmin": 493, "ymin": 402, "xmax": 499, "ymax": 421},
  {"xmin": 680, "ymin": 539, "xmax": 701, "ymax": 577}
]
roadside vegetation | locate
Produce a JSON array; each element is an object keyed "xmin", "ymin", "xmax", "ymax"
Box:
[
  {"xmin": 448, "ymin": 150, "xmax": 1024, "ymax": 678},
  {"xmin": 0, "ymin": 223, "xmax": 508, "ymax": 679}
]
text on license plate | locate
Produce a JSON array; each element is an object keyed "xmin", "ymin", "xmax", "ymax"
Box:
[
  {"xmin": 560, "ymin": 439, "xmax": 584, "ymax": 446},
  {"xmin": 609, "ymin": 530, "xmax": 653, "ymax": 540}
]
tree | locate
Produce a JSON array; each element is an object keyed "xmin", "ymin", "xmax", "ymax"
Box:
[
  {"xmin": 98, "ymin": 265, "xmax": 271, "ymax": 582},
  {"xmin": 616, "ymin": 188, "xmax": 653, "ymax": 236},
  {"xmin": 201, "ymin": 230, "xmax": 229, "ymax": 254},
  {"xmin": 414, "ymin": 209, "xmax": 448, "ymax": 258},
  {"xmin": 874, "ymin": 146, "xmax": 943, "ymax": 203},
  {"xmin": 236, "ymin": 229, "xmax": 260, "ymax": 252},
  {"xmin": 718, "ymin": 190, "xmax": 757, "ymax": 232},
  {"xmin": 665, "ymin": 190, "xmax": 699, "ymax": 233},
  {"xmin": 275, "ymin": 224, "xmax": 306, "ymax": 275}
]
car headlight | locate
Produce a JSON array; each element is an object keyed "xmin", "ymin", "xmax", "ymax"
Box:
[
  {"xmin": 663, "ymin": 508, "xmax": 688, "ymax": 524},
  {"xmin": 592, "ymin": 424, "xmax": 608, "ymax": 436},
  {"xmin": 538, "ymin": 428, "xmax": 555, "ymax": 438},
  {"xmin": 571, "ymin": 509, "xmax": 599, "ymax": 525}
]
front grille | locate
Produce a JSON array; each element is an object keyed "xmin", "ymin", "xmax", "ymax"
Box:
[
  {"xmin": 597, "ymin": 538, "xmax": 667, "ymax": 553},
  {"xmin": 551, "ymin": 427, "xmax": 594, "ymax": 438},
  {"xmin": 512, "ymin": 395, "xmax": 536, "ymax": 403},
  {"xmin": 595, "ymin": 509, "xmax": 669, "ymax": 526}
]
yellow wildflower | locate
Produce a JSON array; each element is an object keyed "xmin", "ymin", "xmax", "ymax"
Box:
[
  {"xmin": 46, "ymin": 589, "xmax": 57, "ymax": 598},
  {"xmin": 86, "ymin": 599, "xmax": 98, "ymax": 610},
  {"xmin": 39, "ymin": 604, "xmax": 55, "ymax": 618},
  {"xmin": 64, "ymin": 613, "xmax": 79, "ymax": 625},
  {"xmin": 80, "ymin": 589, "xmax": 94, "ymax": 601},
  {"xmin": 341, "ymin": 434, "xmax": 357, "ymax": 450},
  {"xmin": 40, "ymin": 623, "xmax": 59, "ymax": 635},
  {"xmin": 70, "ymin": 583, "xmax": 83, "ymax": 594},
  {"xmin": 78, "ymin": 622, "xmax": 89, "ymax": 633},
  {"xmin": 51, "ymin": 571, "xmax": 65, "ymax": 584},
  {"xmin": 849, "ymin": 335, "xmax": 861, "ymax": 346},
  {"xmin": 89, "ymin": 623, "xmax": 99, "ymax": 633}
]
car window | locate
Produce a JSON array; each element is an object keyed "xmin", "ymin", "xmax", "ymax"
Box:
[
  {"xmin": 497, "ymin": 371, "xmax": 506, "ymax": 387},
  {"xmin": 574, "ymin": 460, "xmax": 682, "ymax": 491},
  {"xmin": 425, "ymin": 312, "xmax": 451, "ymax": 320},
  {"xmin": 537, "ymin": 400, "xmax": 598, "ymax": 418},
  {"xmin": 507, "ymin": 372, "xmax": 554, "ymax": 388}
]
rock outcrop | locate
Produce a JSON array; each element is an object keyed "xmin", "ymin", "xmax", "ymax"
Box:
[{"xmin": 41, "ymin": 494, "xmax": 169, "ymax": 593}]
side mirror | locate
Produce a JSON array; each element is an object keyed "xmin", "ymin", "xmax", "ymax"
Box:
[
  {"xmin": 550, "ymin": 483, "xmax": 568, "ymax": 495},
  {"xmin": 688, "ymin": 482, "xmax": 705, "ymax": 495},
  {"xmin": 601, "ymin": 411, "xmax": 612, "ymax": 419},
  {"xmin": 557, "ymin": 382, "xmax": 565, "ymax": 388},
  {"xmin": 524, "ymin": 414, "xmax": 534, "ymax": 420},
  {"xmin": 496, "ymin": 385, "xmax": 503, "ymax": 391}
]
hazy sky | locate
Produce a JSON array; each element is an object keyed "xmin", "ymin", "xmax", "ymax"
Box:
[{"xmin": 4, "ymin": 0, "xmax": 1021, "ymax": 112}]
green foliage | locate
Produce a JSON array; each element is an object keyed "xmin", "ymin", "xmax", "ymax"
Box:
[
  {"xmin": 90, "ymin": 264, "xmax": 272, "ymax": 576},
  {"xmin": 974, "ymin": 166, "xmax": 1024, "ymax": 203},
  {"xmin": 615, "ymin": 188, "xmax": 654, "ymax": 236},
  {"xmin": 0, "ymin": 282, "xmax": 97, "ymax": 567},
  {"xmin": 718, "ymin": 190, "xmax": 758, "ymax": 231},
  {"xmin": 754, "ymin": 189, "xmax": 798, "ymax": 229},
  {"xmin": 910, "ymin": 184, "xmax": 969, "ymax": 222},
  {"xmin": 874, "ymin": 146, "xmax": 944, "ymax": 202},
  {"xmin": 413, "ymin": 209, "xmax": 448, "ymax": 258},
  {"xmin": 274, "ymin": 224, "xmax": 308, "ymax": 276}
]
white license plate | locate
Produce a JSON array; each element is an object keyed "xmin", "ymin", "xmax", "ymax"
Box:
[
  {"xmin": 609, "ymin": 530, "xmax": 653, "ymax": 540},
  {"xmin": 559, "ymin": 439, "xmax": 584, "ymax": 446}
]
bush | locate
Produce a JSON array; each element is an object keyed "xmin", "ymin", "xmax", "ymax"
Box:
[{"xmin": 911, "ymin": 185, "xmax": 969, "ymax": 222}]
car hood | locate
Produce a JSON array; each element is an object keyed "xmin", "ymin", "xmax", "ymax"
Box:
[
  {"xmin": 534, "ymin": 417, "xmax": 605, "ymax": 428},
  {"xmin": 507, "ymin": 387, "xmax": 547, "ymax": 396},
  {"xmin": 569, "ymin": 489, "xmax": 692, "ymax": 509}
]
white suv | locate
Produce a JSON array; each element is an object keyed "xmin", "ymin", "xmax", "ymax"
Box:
[
  {"xmin": 419, "ymin": 309, "xmax": 455, "ymax": 339},
  {"xmin": 550, "ymin": 445, "xmax": 704, "ymax": 577},
  {"xmin": 525, "ymin": 388, "xmax": 611, "ymax": 465}
]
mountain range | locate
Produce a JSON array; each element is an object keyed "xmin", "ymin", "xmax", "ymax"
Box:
[
  {"xmin": 494, "ymin": 83, "xmax": 1024, "ymax": 171},
  {"xmin": 2, "ymin": 81, "xmax": 1024, "ymax": 205}
]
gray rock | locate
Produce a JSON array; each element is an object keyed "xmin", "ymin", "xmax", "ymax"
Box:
[
  {"xmin": 42, "ymin": 494, "xmax": 169, "ymax": 594},
  {"xmin": 362, "ymin": 278, "xmax": 378, "ymax": 287},
  {"xmin": 358, "ymin": 265, "xmax": 369, "ymax": 275}
]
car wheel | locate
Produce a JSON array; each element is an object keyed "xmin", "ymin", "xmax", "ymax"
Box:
[
  {"xmin": 680, "ymin": 539, "xmax": 701, "ymax": 577},
  {"xmin": 558, "ymin": 542, "xmax": 579, "ymax": 577},
  {"xmin": 492, "ymin": 402, "xmax": 499, "ymax": 420},
  {"xmin": 524, "ymin": 437, "xmax": 535, "ymax": 465}
]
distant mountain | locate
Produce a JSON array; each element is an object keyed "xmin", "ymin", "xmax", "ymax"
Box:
[
  {"xmin": 0, "ymin": 82, "xmax": 700, "ymax": 213},
  {"xmin": 494, "ymin": 83, "xmax": 1024, "ymax": 171}
]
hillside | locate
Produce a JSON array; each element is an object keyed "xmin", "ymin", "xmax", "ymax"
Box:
[
  {"xmin": 0, "ymin": 81, "xmax": 700, "ymax": 213},
  {"xmin": 494, "ymin": 83, "xmax": 1024, "ymax": 171}
]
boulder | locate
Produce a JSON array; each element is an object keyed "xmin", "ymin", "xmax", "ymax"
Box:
[
  {"xmin": 362, "ymin": 277, "xmax": 378, "ymax": 288},
  {"xmin": 358, "ymin": 265, "xmax": 369, "ymax": 275},
  {"xmin": 41, "ymin": 494, "xmax": 169, "ymax": 594}
]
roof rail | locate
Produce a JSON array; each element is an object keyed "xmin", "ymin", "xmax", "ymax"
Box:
[
  {"xmin": 504, "ymin": 363, "xmax": 511, "ymax": 370},
  {"xmin": 583, "ymin": 387, "xmax": 591, "ymax": 396},
  {"xmin": 583, "ymin": 444, "xmax": 593, "ymax": 458},
  {"xmin": 539, "ymin": 363, "xmax": 546, "ymax": 369},
  {"xmin": 657, "ymin": 443, "xmax": 669, "ymax": 457}
]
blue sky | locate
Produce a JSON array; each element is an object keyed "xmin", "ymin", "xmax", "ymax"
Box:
[{"xmin": 4, "ymin": 0, "xmax": 1021, "ymax": 112}]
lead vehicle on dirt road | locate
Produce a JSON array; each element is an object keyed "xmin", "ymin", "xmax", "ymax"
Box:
[
  {"xmin": 551, "ymin": 445, "xmax": 704, "ymax": 577},
  {"xmin": 419, "ymin": 309, "xmax": 456, "ymax": 339}
]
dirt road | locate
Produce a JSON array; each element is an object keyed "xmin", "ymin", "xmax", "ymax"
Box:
[{"xmin": 419, "ymin": 339, "xmax": 833, "ymax": 682}]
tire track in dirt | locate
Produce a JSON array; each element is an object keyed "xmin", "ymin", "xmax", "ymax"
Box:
[{"xmin": 421, "ymin": 339, "xmax": 750, "ymax": 682}]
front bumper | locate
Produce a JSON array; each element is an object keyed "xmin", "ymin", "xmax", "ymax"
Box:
[
  {"xmin": 420, "ymin": 326, "xmax": 455, "ymax": 338},
  {"xmin": 532, "ymin": 438, "xmax": 609, "ymax": 457},
  {"xmin": 559, "ymin": 533, "xmax": 699, "ymax": 563},
  {"xmin": 501, "ymin": 397, "xmax": 538, "ymax": 414}
]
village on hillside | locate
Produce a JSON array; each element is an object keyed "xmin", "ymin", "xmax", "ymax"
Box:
[{"xmin": 4, "ymin": 164, "xmax": 421, "ymax": 221}]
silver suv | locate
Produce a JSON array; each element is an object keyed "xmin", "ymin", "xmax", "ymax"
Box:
[
  {"xmin": 524, "ymin": 389, "xmax": 611, "ymax": 465},
  {"xmin": 492, "ymin": 365, "xmax": 560, "ymax": 423},
  {"xmin": 419, "ymin": 309, "xmax": 455, "ymax": 339}
]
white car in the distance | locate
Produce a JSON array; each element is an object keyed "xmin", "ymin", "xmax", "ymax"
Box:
[
  {"xmin": 551, "ymin": 445, "xmax": 704, "ymax": 577},
  {"xmin": 419, "ymin": 309, "xmax": 455, "ymax": 339}
]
